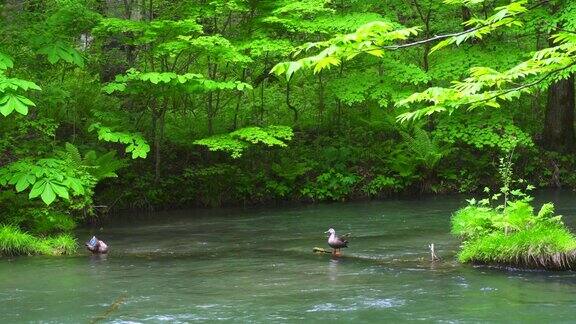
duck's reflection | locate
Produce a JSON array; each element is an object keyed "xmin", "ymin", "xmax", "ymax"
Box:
[
  {"xmin": 89, "ymin": 253, "xmax": 108, "ymax": 263},
  {"xmin": 328, "ymin": 256, "xmax": 343, "ymax": 281}
]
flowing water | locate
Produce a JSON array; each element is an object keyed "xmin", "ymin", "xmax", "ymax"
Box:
[{"xmin": 3, "ymin": 191, "xmax": 576, "ymax": 323}]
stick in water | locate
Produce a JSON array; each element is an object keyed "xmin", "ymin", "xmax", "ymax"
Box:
[
  {"xmin": 429, "ymin": 243, "xmax": 440, "ymax": 261},
  {"xmin": 90, "ymin": 293, "xmax": 127, "ymax": 323}
]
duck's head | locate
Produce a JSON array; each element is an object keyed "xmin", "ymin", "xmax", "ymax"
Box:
[
  {"xmin": 324, "ymin": 228, "xmax": 335, "ymax": 235},
  {"xmin": 85, "ymin": 236, "xmax": 98, "ymax": 249}
]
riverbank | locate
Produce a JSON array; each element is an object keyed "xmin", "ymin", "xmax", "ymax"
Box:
[{"xmin": 92, "ymin": 126, "xmax": 576, "ymax": 212}]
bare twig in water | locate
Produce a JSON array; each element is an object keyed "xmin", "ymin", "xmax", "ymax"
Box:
[
  {"xmin": 90, "ymin": 293, "xmax": 127, "ymax": 323},
  {"xmin": 429, "ymin": 243, "xmax": 440, "ymax": 261}
]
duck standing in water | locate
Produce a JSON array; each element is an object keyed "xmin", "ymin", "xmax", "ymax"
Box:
[
  {"xmin": 86, "ymin": 236, "xmax": 108, "ymax": 254},
  {"xmin": 325, "ymin": 228, "xmax": 348, "ymax": 256}
]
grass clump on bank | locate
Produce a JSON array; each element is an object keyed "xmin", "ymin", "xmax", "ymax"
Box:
[
  {"xmin": 452, "ymin": 201, "xmax": 576, "ymax": 270},
  {"xmin": 0, "ymin": 225, "xmax": 77, "ymax": 256}
]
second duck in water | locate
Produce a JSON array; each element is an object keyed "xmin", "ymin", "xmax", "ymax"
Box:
[{"xmin": 86, "ymin": 236, "xmax": 109, "ymax": 254}]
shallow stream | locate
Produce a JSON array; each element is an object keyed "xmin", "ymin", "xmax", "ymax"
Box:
[{"xmin": 2, "ymin": 191, "xmax": 576, "ymax": 322}]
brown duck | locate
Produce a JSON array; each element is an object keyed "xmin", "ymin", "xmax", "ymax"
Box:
[
  {"xmin": 86, "ymin": 236, "xmax": 108, "ymax": 254},
  {"xmin": 325, "ymin": 228, "xmax": 348, "ymax": 256}
]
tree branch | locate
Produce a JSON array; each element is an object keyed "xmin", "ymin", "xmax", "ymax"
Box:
[
  {"xmin": 380, "ymin": 0, "xmax": 549, "ymax": 51},
  {"xmin": 465, "ymin": 61, "xmax": 576, "ymax": 106}
]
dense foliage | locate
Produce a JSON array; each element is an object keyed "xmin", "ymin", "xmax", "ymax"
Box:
[{"xmin": 0, "ymin": 0, "xmax": 574, "ymax": 255}]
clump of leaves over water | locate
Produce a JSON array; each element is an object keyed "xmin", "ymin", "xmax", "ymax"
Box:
[
  {"xmin": 451, "ymin": 143, "xmax": 576, "ymax": 270},
  {"xmin": 0, "ymin": 225, "xmax": 77, "ymax": 256}
]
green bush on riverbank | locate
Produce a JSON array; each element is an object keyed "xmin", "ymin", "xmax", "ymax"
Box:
[
  {"xmin": 0, "ymin": 226, "xmax": 77, "ymax": 256},
  {"xmin": 452, "ymin": 202, "xmax": 576, "ymax": 270}
]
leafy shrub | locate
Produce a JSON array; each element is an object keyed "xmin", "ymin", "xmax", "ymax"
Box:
[
  {"xmin": 27, "ymin": 209, "xmax": 76, "ymax": 235},
  {"xmin": 0, "ymin": 143, "xmax": 126, "ymax": 209},
  {"xmin": 301, "ymin": 169, "xmax": 359, "ymax": 201},
  {"xmin": 451, "ymin": 146, "xmax": 576, "ymax": 269},
  {"xmin": 318, "ymin": 146, "xmax": 358, "ymax": 171},
  {"xmin": 363, "ymin": 175, "xmax": 401, "ymax": 196},
  {"xmin": 266, "ymin": 158, "xmax": 313, "ymax": 198},
  {"xmin": 386, "ymin": 128, "xmax": 450, "ymax": 187},
  {"xmin": 194, "ymin": 126, "xmax": 293, "ymax": 158},
  {"xmin": 400, "ymin": 127, "xmax": 451, "ymax": 171},
  {"xmin": 452, "ymin": 206, "xmax": 500, "ymax": 240},
  {"xmin": 0, "ymin": 158, "xmax": 95, "ymax": 206},
  {"xmin": 184, "ymin": 163, "xmax": 249, "ymax": 207},
  {"xmin": 434, "ymin": 112, "xmax": 533, "ymax": 152}
]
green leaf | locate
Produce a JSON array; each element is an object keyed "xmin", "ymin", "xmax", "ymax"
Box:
[
  {"xmin": 286, "ymin": 61, "xmax": 302, "ymax": 81},
  {"xmin": 0, "ymin": 52, "xmax": 14, "ymax": 70},
  {"xmin": 0, "ymin": 96, "xmax": 13, "ymax": 116},
  {"xmin": 41, "ymin": 182, "xmax": 56, "ymax": 205},
  {"xmin": 29, "ymin": 180, "xmax": 47, "ymax": 199},
  {"xmin": 65, "ymin": 177, "xmax": 85, "ymax": 195},
  {"xmin": 102, "ymin": 83, "xmax": 126, "ymax": 94},
  {"xmin": 270, "ymin": 62, "xmax": 288, "ymax": 77},
  {"xmin": 195, "ymin": 126, "xmax": 293, "ymax": 158},
  {"xmin": 26, "ymin": 174, "xmax": 36, "ymax": 185},
  {"xmin": 0, "ymin": 94, "xmax": 34, "ymax": 116},
  {"xmin": 15, "ymin": 175, "xmax": 30, "ymax": 192},
  {"xmin": 313, "ymin": 56, "xmax": 340, "ymax": 73},
  {"xmin": 89, "ymin": 123, "xmax": 150, "ymax": 159},
  {"xmin": 50, "ymin": 182, "xmax": 70, "ymax": 200},
  {"xmin": 38, "ymin": 42, "xmax": 85, "ymax": 67},
  {"xmin": 12, "ymin": 96, "xmax": 29, "ymax": 115}
]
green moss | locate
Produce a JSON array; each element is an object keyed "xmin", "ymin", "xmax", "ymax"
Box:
[
  {"xmin": 0, "ymin": 225, "xmax": 77, "ymax": 256},
  {"xmin": 452, "ymin": 202, "xmax": 576, "ymax": 270}
]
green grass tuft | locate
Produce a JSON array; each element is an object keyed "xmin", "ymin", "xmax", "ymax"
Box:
[
  {"xmin": 452, "ymin": 201, "xmax": 576, "ymax": 270},
  {"xmin": 458, "ymin": 225, "xmax": 576, "ymax": 268},
  {"xmin": 43, "ymin": 233, "xmax": 77, "ymax": 255},
  {"xmin": 0, "ymin": 225, "xmax": 38, "ymax": 256},
  {"xmin": 0, "ymin": 225, "xmax": 77, "ymax": 256}
]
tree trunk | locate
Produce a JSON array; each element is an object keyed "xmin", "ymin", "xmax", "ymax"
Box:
[
  {"xmin": 154, "ymin": 113, "xmax": 164, "ymax": 181},
  {"xmin": 151, "ymin": 112, "xmax": 160, "ymax": 181},
  {"xmin": 461, "ymin": 6, "xmax": 471, "ymax": 29},
  {"xmin": 286, "ymin": 82, "xmax": 298, "ymax": 123},
  {"xmin": 260, "ymin": 80, "xmax": 265, "ymax": 124},
  {"xmin": 317, "ymin": 73, "xmax": 325, "ymax": 126},
  {"xmin": 207, "ymin": 92, "xmax": 214, "ymax": 135},
  {"xmin": 542, "ymin": 74, "xmax": 575, "ymax": 152}
]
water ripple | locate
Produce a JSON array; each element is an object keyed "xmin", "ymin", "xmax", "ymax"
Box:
[{"xmin": 306, "ymin": 297, "xmax": 405, "ymax": 312}]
